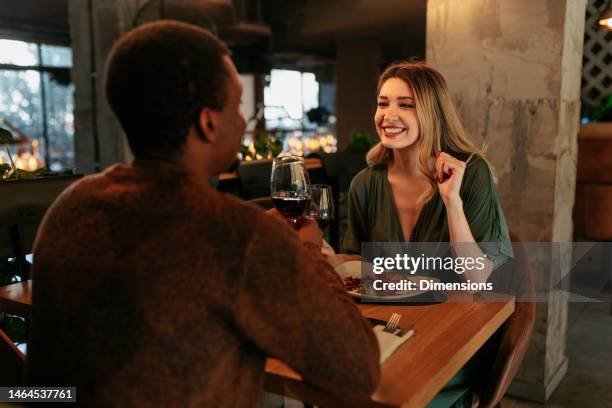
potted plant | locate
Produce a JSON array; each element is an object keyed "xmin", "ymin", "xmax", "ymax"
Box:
[
  {"xmin": 239, "ymin": 131, "xmax": 283, "ymax": 160},
  {"xmin": 0, "ymin": 126, "xmax": 48, "ymax": 180}
]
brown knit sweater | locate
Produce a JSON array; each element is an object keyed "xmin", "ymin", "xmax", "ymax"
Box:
[{"xmin": 26, "ymin": 161, "xmax": 380, "ymax": 407}]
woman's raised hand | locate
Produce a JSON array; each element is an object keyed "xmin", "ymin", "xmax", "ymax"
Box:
[{"xmin": 435, "ymin": 151, "xmax": 466, "ymax": 205}]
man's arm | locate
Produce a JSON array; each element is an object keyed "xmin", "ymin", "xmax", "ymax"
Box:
[{"xmin": 232, "ymin": 215, "xmax": 380, "ymax": 401}]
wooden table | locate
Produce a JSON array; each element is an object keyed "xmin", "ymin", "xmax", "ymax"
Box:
[
  {"xmin": 1, "ymin": 279, "xmax": 514, "ymax": 407},
  {"xmin": 265, "ymin": 297, "xmax": 515, "ymax": 408},
  {"xmin": 0, "ymin": 280, "xmax": 32, "ymax": 318}
]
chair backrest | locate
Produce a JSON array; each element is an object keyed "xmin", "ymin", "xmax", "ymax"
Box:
[
  {"xmin": 311, "ymin": 151, "xmax": 367, "ymax": 191},
  {"xmin": 237, "ymin": 159, "xmax": 273, "ymax": 200},
  {"xmin": 0, "ymin": 175, "xmax": 82, "ymax": 259},
  {"xmin": 0, "ymin": 327, "xmax": 25, "ymax": 386},
  {"xmin": 477, "ymin": 231, "xmax": 535, "ymax": 408}
]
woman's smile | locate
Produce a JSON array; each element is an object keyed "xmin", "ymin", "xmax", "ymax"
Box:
[{"xmin": 382, "ymin": 125, "xmax": 407, "ymax": 138}]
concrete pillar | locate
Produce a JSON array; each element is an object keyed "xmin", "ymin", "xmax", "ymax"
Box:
[
  {"xmin": 427, "ymin": 0, "xmax": 586, "ymax": 402},
  {"xmin": 335, "ymin": 39, "xmax": 380, "ymax": 150},
  {"xmin": 69, "ymin": 0, "xmax": 133, "ymax": 174}
]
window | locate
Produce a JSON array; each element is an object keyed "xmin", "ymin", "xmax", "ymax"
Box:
[
  {"xmin": 0, "ymin": 39, "xmax": 74, "ymax": 171},
  {"xmin": 264, "ymin": 69, "xmax": 319, "ymax": 129}
]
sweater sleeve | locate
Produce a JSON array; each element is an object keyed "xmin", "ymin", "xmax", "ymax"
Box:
[{"xmin": 233, "ymin": 215, "xmax": 380, "ymax": 401}]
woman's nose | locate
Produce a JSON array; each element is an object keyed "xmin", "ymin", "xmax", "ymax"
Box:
[
  {"xmin": 385, "ymin": 110, "xmax": 399, "ymax": 120},
  {"xmin": 386, "ymin": 103, "xmax": 399, "ymax": 116}
]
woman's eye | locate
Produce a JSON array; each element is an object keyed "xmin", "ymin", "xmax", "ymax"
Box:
[
  {"xmin": 377, "ymin": 102, "xmax": 388, "ymax": 107},
  {"xmin": 400, "ymin": 103, "xmax": 416, "ymax": 108}
]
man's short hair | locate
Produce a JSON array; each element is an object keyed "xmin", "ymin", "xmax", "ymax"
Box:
[{"xmin": 105, "ymin": 20, "xmax": 230, "ymax": 158}]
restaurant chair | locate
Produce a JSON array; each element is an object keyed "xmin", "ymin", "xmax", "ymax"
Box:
[
  {"xmin": 0, "ymin": 206, "xmax": 47, "ymax": 281},
  {"xmin": 0, "ymin": 327, "xmax": 25, "ymax": 386},
  {"xmin": 237, "ymin": 159, "xmax": 273, "ymax": 200},
  {"xmin": 475, "ymin": 231, "xmax": 535, "ymax": 408},
  {"xmin": 307, "ymin": 152, "xmax": 367, "ymax": 250},
  {"xmin": 0, "ymin": 175, "xmax": 82, "ymax": 280}
]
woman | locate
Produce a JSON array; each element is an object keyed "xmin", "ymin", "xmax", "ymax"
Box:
[{"xmin": 342, "ymin": 61, "xmax": 514, "ymax": 407}]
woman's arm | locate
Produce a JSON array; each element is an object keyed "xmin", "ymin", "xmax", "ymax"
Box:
[{"xmin": 435, "ymin": 152, "xmax": 493, "ymax": 284}]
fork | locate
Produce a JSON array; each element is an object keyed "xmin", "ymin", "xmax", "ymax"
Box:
[{"xmin": 384, "ymin": 313, "xmax": 402, "ymax": 333}]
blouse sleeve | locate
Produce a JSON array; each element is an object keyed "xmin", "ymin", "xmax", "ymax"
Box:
[
  {"xmin": 342, "ymin": 171, "xmax": 370, "ymax": 255},
  {"xmin": 460, "ymin": 158, "xmax": 514, "ymax": 269}
]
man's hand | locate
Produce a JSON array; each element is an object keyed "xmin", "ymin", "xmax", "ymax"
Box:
[
  {"xmin": 297, "ymin": 217, "xmax": 323, "ymax": 247},
  {"xmin": 265, "ymin": 208, "xmax": 286, "ymax": 223},
  {"xmin": 265, "ymin": 209, "xmax": 322, "ymax": 247},
  {"xmin": 321, "ymin": 240, "xmax": 362, "ymax": 267}
]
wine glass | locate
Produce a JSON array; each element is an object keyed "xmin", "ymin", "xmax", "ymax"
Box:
[
  {"xmin": 306, "ymin": 184, "xmax": 334, "ymax": 230},
  {"xmin": 270, "ymin": 155, "xmax": 311, "ymax": 229}
]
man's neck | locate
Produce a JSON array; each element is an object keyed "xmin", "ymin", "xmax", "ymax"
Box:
[{"xmin": 179, "ymin": 146, "xmax": 222, "ymax": 190}]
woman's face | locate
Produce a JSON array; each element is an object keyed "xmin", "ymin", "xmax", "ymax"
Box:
[{"xmin": 375, "ymin": 77, "xmax": 420, "ymax": 150}]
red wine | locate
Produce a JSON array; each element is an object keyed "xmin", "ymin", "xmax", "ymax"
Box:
[
  {"xmin": 273, "ymin": 196, "xmax": 311, "ymax": 219},
  {"xmin": 312, "ymin": 217, "xmax": 331, "ymax": 230}
]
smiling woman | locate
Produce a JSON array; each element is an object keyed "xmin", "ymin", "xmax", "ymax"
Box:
[{"xmin": 341, "ymin": 60, "xmax": 514, "ymax": 408}]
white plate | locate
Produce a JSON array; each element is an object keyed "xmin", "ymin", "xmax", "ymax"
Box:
[{"xmin": 334, "ymin": 260, "xmax": 440, "ymax": 301}]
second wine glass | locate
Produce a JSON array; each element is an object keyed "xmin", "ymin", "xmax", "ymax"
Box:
[{"xmin": 307, "ymin": 184, "xmax": 334, "ymax": 230}]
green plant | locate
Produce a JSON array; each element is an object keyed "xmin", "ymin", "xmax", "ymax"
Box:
[
  {"xmin": 581, "ymin": 95, "xmax": 612, "ymax": 123},
  {"xmin": 0, "ymin": 126, "xmax": 48, "ymax": 180},
  {"xmin": 240, "ymin": 131, "xmax": 283, "ymax": 160},
  {"xmin": 347, "ymin": 129, "xmax": 373, "ymax": 152}
]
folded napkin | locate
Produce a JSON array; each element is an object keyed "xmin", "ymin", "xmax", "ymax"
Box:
[{"xmin": 373, "ymin": 325, "xmax": 415, "ymax": 363}]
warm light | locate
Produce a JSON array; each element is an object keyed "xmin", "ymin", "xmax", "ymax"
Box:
[
  {"xmin": 599, "ymin": 5, "xmax": 612, "ymax": 29},
  {"xmin": 28, "ymin": 155, "xmax": 38, "ymax": 170},
  {"xmin": 15, "ymin": 157, "xmax": 25, "ymax": 170}
]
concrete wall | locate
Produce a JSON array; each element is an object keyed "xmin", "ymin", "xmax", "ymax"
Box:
[
  {"xmin": 335, "ymin": 39, "xmax": 380, "ymax": 149},
  {"xmin": 69, "ymin": 0, "xmax": 131, "ymax": 173},
  {"xmin": 427, "ymin": 0, "xmax": 586, "ymax": 402}
]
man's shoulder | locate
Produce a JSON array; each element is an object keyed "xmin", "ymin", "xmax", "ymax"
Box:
[{"xmin": 50, "ymin": 169, "xmax": 114, "ymax": 208}]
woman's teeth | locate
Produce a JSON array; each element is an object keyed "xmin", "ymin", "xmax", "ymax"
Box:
[{"xmin": 384, "ymin": 127, "xmax": 405, "ymax": 135}]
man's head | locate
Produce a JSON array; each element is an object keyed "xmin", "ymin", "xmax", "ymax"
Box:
[{"xmin": 105, "ymin": 20, "xmax": 245, "ymax": 167}]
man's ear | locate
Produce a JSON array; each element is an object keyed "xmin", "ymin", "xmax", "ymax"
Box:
[{"xmin": 197, "ymin": 107, "xmax": 218, "ymax": 144}]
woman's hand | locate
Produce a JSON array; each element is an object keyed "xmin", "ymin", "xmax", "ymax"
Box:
[{"xmin": 435, "ymin": 152, "xmax": 466, "ymax": 206}]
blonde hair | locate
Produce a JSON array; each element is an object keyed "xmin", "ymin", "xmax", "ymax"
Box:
[{"xmin": 367, "ymin": 60, "xmax": 487, "ymax": 203}]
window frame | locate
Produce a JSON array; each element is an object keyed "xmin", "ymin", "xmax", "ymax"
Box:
[{"xmin": 0, "ymin": 40, "xmax": 73, "ymax": 168}]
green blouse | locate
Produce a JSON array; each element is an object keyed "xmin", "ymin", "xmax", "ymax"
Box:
[
  {"xmin": 342, "ymin": 154, "xmax": 513, "ymax": 408},
  {"xmin": 343, "ymin": 154, "xmax": 513, "ymax": 268}
]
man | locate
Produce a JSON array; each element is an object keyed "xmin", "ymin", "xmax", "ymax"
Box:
[{"xmin": 26, "ymin": 21, "xmax": 380, "ymax": 406}]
